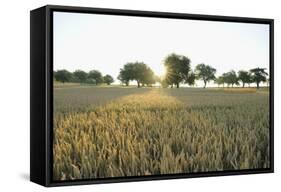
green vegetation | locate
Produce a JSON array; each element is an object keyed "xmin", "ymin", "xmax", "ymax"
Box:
[
  {"xmin": 88, "ymin": 70, "xmax": 103, "ymax": 85},
  {"xmin": 163, "ymin": 53, "xmax": 194, "ymax": 88},
  {"xmin": 195, "ymin": 63, "xmax": 216, "ymax": 88},
  {"xmin": 54, "ymin": 69, "xmax": 112, "ymax": 85},
  {"xmin": 54, "ymin": 70, "xmax": 72, "ymax": 83},
  {"xmin": 238, "ymin": 70, "xmax": 252, "ymax": 88},
  {"xmin": 103, "ymin": 74, "xmax": 114, "ymax": 85},
  {"xmin": 53, "ymin": 86, "xmax": 270, "ymax": 180},
  {"xmin": 250, "ymin": 68, "xmax": 268, "ymax": 89},
  {"xmin": 222, "ymin": 70, "xmax": 240, "ymax": 88},
  {"xmin": 117, "ymin": 62, "xmax": 156, "ymax": 87},
  {"xmin": 54, "ymin": 53, "xmax": 268, "ymax": 89}
]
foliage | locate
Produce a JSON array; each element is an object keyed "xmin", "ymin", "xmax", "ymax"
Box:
[
  {"xmin": 73, "ymin": 70, "xmax": 88, "ymax": 83},
  {"xmin": 118, "ymin": 68, "xmax": 130, "ymax": 86},
  {"xmin": 88, "ymin": 70, "xmax": 103, "ymax": 85},
  {"xmin": 195, "ymin": 63, "xmax": 216, "ymax": 88},
  {"xmin": 250, "ymin": 68, "xmax": 268, "ymax": 89},
  {"xmin": 118, "ymin": 62, "xmax": 155, "ymax": 87},
  {"xmin": 223, "ymin": 70, "xmax": 239, "ymax": 87},
  {"xmin": 142, "ymin": 67, "xmax": 156, "ymax": 86},
  {"xmin": 103, "ymin": 74, "xmax": 114, "ymax": 85},
  {"xmin": 54, "ymin": 70, "xmax": 72, "ymax": 83},
  {"xmin": 238, "ymin": 70, "xmax": 252, "ymax": 88},
  {"xmin": 163, "ymin": 53, "xmax": 192, "ymax": 88},
  {"xmin": 185, "ymin": 71, "xmax": 196, "ymax": 86},
  {"xmin": 53, "ymin": 52, "xmax": 269, "ymax": 89},
  {"xmin": 214, "ymin": 76, "xmax": 225, "ymax": 87}
]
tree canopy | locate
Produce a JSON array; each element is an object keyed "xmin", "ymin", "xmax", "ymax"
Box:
[
  {"xmin": 214, "ymin": 76, "xmax": 225, "ymax": 87},
  {"xmin": 54, "ymin": 70, "xmax": 72, "ymax": 83},
  {"xmin": 73, "ymin": 70, "xmax": 88, "ymax": 83},
  {"xmin": 223, "ymin": 70, "xmax": 239, "ymax": 87},
  {"xmin": 103, "ymin": 74, "xmax": 114, "ymax": 85},
  {"xmin": 88, "ymin": 70, "xmax": 103, "ymax": 85},
  {"xmin": 238, "ymin": 70, "xmax": 252, "ymax": 88},
  {"xmin": 118, "ymin": 62, "xmax": 155, "ymax": 87},
  {"xmin": 163, "ymin": 53, "xmax": 193, "ymax": 88},
  {"xmin": 250, "ymin": 68, "xmax": 268, "ymax": 89},
  {"xmin": 195, "ymin": 63, "xmax": 216, "ymax": 88}
]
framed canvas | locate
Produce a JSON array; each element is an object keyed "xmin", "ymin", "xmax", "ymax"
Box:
[{"xmin": 30, "ymin": 5, "xmax": 274, "ymax": 187}]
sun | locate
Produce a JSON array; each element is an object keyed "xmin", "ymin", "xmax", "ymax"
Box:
[{"xmin": 154, "ymin": 65, "xmax": 167, "ymax": 78}]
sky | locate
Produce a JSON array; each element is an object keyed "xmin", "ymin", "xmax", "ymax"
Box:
[{"xmin": 53, "ymin": 11, "xmax": 270, "ymax": 87}]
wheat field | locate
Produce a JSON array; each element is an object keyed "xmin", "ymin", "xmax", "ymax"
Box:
[{"xmin": 53, "ymin": 87, "xmax": 270, "ymax": 180}]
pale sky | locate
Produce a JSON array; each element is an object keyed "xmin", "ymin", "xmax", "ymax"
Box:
[{"xmin": 53, "ymin": 11, "xmax": 270, "ymax": 87}]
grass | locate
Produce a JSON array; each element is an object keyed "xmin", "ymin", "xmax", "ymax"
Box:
[{"xmin": 53, "ymin": 87, "xmax": 270, "ymax": 180}]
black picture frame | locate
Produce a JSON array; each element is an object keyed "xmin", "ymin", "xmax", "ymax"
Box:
[{"xmin": 30, "ymin": 5, "xmax": 274, "ymax": 187}]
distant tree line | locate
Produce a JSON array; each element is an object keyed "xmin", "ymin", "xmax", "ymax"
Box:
[
  {"xmin": 54, "ymin": 69, "xmax": 114, "ymax": 85},
  {"xmin": 117, "ymin": 53, "xmax": 268, "ymax": 89},
  {"xmin": 54, "ymin": 53, "xmax": 269, "ymax": 89},
  {"xmin": 215, "ymin": 68, "xmax": 268, "ymax": 89}
]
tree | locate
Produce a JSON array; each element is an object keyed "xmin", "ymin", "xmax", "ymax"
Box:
[
  {"xmin": 103, "ymin": 74, "xmax": 114, "ymax": 85},
  {"xmin": 195, "ymin": 63, "xmax": 216, "ymax": 88},
  {"xmin": 186, "ymin": 71, "xmax": 196, "ymax": 86},
  {"xmin": 142, "ymin": 67, "xmax": 156, "ymax": 86},
  {"xmin": 163, "ymin": 53, "xmax": 192, "ymax": 88},
  {"xmin": 133, "ymin": 62, "xmax": 148, "ymax": 87},
  {"xmin": 250, "ymin": 68, "xmax": 268, "ymax": 89},
  {"xmin": 223, "ymin": 70, "xmax": 239, "ymax": 87},
  {"xmin": 72, "ymin": 70, "xmax": 88, "ymax": 83},
  {"xmin": 118, "ymin": 62, "xmax": 155, "ymax": 88},
  {"xmin": 118, "ymin": 71, "xmax": 129, "ymax": 86},
  {"xmin": 118, "ymin": 63, "xmax": 135, "ymax": 86},
  {"xmin": 54, "ymin": 70, "xmax": 72, "ymax": 83},
  {"xmin": 88, "ymin": 70, "xmax": 103, "ymax": 85},
  {"xmin": 215, "ymin": 76, "xmax": 225, "ymax": 87},
  {"xmin": 238, "ymin": 70, "xmax": 252, "ymax": 88}
]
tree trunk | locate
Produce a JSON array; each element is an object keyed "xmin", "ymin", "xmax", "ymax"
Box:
[
  {"xmin": 137, "ymin": 81, "xmax": 140, "ymax": 88},
  {"xmin": 257, "ymin": 81, "xmax": 260, "ymax": 89},
  {"xmin": 203, "ymin": 81, "xmax": 206, "ymax": 88},
  {"xmin": 171, "ymin": 84, "xmax": 173, "ymax": 88},
  {"xmin": 176, "ymin": 83, "xmax": 179, "ymax": 88},
  {"xmin": 243, "ymin": 82, "xmax": 245, "ymax": 88}
]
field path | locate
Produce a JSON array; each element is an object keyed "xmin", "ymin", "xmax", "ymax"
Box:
[{"xmin": 54, "ymin": 86, "xmax": 152, "ymax": 113}]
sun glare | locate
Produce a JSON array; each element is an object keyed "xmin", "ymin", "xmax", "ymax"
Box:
[{"xmin": 154, "ymin": 65, "xmax": 167, "ymax": 79}]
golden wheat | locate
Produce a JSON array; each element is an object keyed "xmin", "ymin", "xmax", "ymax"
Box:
[{"xmin": 53, "ymin": 88, "xmax": 270, "ymax": 180}]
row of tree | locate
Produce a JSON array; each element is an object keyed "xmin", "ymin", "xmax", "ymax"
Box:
[
  {"xmin": 54, "ymin": 53, "xmax": 269, "ymax": 89},
  {"xmin": 215, "ymin": 69, "xmax": 268, "ymax": 89},
  {"xmin": 54, "ymin": 70, "xmax": 114, "ymax": 85},
  {"xmin": 117, "ymin": 53, "xmax": 269, "ymax": 89}
]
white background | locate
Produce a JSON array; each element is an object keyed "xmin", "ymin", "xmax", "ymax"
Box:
[{"xmin": 0, "ymin": 0, "xmax": 280, "ymax": 191}]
